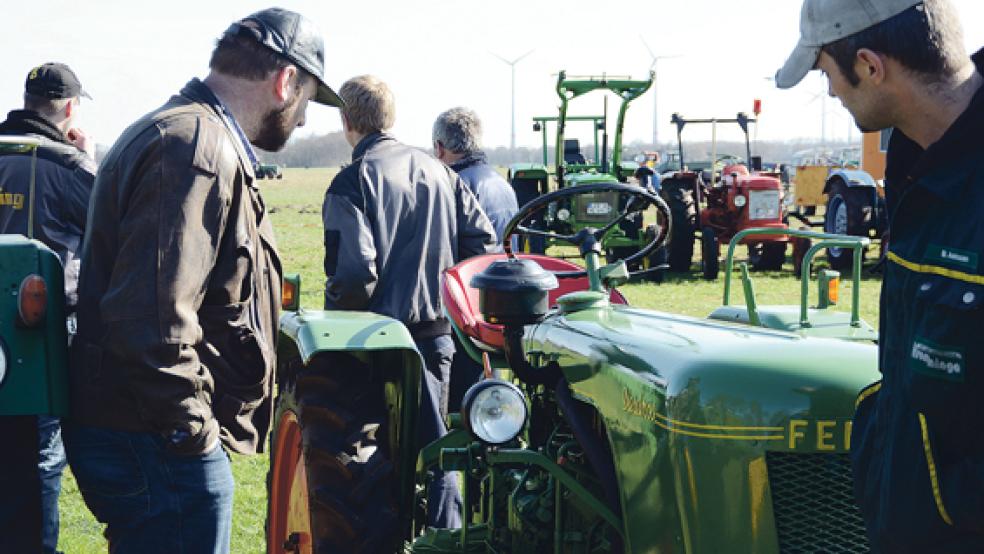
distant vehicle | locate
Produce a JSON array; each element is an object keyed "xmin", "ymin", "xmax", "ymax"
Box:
[
  {"xmin": 788, "ymin": 132, "xmax": 888, "ymax": 270},
  {"xmin": 661, "ymin": 113, "xmax": 808, "ymax": 280},
  {"xmin": 256, "ymin": 163, "xmax": 283, "ymax": 180},
  {"xmin": 506, "ymin": 71, "xmax": 668, "ymax": 279}
]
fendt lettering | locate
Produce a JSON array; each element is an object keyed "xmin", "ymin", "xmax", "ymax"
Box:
[{"xmin": 788, "ymin": 419, "xmax": 853, "ymax": 451}]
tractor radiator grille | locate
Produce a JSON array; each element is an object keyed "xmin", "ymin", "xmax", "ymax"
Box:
[{"xmin": 766, "ymin": 452, "xmax": 870, "ymax": 553}]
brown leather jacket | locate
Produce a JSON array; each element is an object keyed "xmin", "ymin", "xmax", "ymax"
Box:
[{"xmin": 71, "ymin": 79, "xmax": 282, "ymax": 455}]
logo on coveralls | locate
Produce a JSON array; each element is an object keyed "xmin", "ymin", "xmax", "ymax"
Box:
[
  {"xmin": 910, "ymin": 338, "xmax": 965, "ymax": 382},
  {"xmin": 0, "ymin": 188, "xmax": 25, "ymax": 210}
]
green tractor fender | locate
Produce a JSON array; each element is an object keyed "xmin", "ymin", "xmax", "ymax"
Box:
[
  {"xmin": 0, "ymin": 236, "xmax": 69, "ymax": 417},
  {"xmin": 270, "ymin": 304, "xmax": 424, "ymax": 552}
]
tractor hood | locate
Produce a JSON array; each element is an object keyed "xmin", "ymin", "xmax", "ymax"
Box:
[
  {"xmin": 528, "ymin": 304, "xmax": 879, "ymax": 444},
  {"xmin": 525, "ymin": 303, "xmax": 879, "ymax": 553}
]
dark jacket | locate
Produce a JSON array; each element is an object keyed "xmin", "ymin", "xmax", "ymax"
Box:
[
  {"xmin": 322, "ymin": 132, "xmax": 496, "ymax": 338},
  {"xmin": 0, "ymin": 110, "xmax": 96, "ymax": 308},
  {"xmin": 450, "ymin": 152, "xmax": 519, "ymax": 246},
  {"xmin": 851, "ymin": 50, "xmax": 984, "ymax": 552},
  {"xmin": 71, "ymin": 79, "xmax": 283, "ymax": 456}
]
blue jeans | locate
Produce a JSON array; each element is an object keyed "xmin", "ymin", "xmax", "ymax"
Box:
[
  {"xmin": 415, "ymin": 335, "xmax": 463, "ymax": 529},
  {"xmin": 38, "ymin": 416, "xmax": 66, "ymax": 554},
  {"xmin": 63, "ymin": 425, "xmax": 234, "ymax": 554}
]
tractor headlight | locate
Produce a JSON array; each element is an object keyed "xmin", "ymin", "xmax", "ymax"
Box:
[
  {"xmin": 557, "ymin": 208, "xmax": 571, "ymax": 221},
  {"xmin": 733, "ymin": 194, "xmax": 747, "ymax": 207},
  {"xmin": 461, "ymin": 380, "xmax": 528, "ymax": 445}
]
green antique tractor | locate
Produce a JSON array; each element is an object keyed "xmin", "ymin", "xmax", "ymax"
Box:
[
  {"xmin": 0, "ymin": 136, "xmax": 70, "ymax": 552},
  {"xmin": 507, "ymin": 72, "xmax": 666, "ymax": 278},
  {"xmin": 267, "ymin": 181, "xmax": 880, "ymax": 553},
  {"xmin": 257, "ymin": 162, "xmax": 284, "ymax": 180}
]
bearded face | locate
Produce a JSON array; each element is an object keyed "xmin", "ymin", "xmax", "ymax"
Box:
[{"xmin": 252, "ymin": 89, "xmax": 304, "ymax": 152}]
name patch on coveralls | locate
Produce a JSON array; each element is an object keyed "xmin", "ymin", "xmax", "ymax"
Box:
[{"xmin": 926, "ymin": 244, "xmax": 978, "ymax": 271}]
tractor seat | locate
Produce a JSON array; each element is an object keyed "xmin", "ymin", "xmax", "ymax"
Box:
[
  {"xmin": 442, "ymin": 254, "xmax": 628, "ymax": 351},
  {"xmin": 563, "ymin": 139, "xmax": 587, "ymax": 165}
]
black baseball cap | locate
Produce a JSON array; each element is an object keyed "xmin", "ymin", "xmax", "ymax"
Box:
[
  {"xmin": 25, "ymin": 63, "xmax": 91, "ymax": 100},
  {"xmin": 223, "ymin": 8, "xmax": 343, "ymax": 107}
]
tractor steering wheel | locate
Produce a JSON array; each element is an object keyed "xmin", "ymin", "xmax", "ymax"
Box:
[{"xmin": 502, "ymin": 182, "xmax": 672, "ymax": 279}]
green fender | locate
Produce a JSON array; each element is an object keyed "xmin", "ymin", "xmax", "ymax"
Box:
[
  {"xmin": 277, "ymin": 309, "xmax": 424, "ymax": 528},
  {"xmin": 279, "ymin": 309, "xmax": 420, "ymax": 361},
  {"xmin": 0, "ymin": 236, "xmax": 68, "ymax": 416}
]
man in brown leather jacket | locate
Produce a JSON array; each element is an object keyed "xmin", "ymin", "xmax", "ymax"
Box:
[{"xmin": 63, "ymin": 8, "xmax": 342, "ymax": 553}]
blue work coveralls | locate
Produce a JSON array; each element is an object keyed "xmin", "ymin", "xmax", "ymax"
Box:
[{"xmin": 850, "ymin": 51, "xmax": 984, "ymax": 553}]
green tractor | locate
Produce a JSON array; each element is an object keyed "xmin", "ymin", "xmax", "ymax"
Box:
[
  {"xmin": 507, "ymin": 72, "xmax": 666, "ymax": 277},
  {"xmin": 267, "ymin": 181, "xmax": 880, "ymax": 553},
  {"xmin": 0, "ymin": 136, "xmax": 70, "ymax": 552},
  {"xmin": 257, "ymin": 162, "xmax": 284, "ymax": 180}
]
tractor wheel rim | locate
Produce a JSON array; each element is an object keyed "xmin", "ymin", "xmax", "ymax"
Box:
[
  {"xmin": 829, "ymin": 198, "xmax": 848, "ymax": 257},
  {"xmin": 269, "ymin": 411, "xmax": 312, "ymax": 554}
]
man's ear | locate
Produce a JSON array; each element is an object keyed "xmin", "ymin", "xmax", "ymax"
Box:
[
  {"xmin": 63, "ymin": 98, "xmax": 75, "ymax": 120},
  {"xmin": 340, "ymin": 112, "xmax": 350, "ymax": 133},
  {"xmin": 855, "ymin": 48, "xmax": 886, "ymax": 85},
  {"xmin": 273, "ymin": 65, "xmax": 299, "ymax": 103}
]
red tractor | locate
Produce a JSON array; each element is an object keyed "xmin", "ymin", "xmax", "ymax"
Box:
[{"xmin": 661, "ymin": 113, "xmax": 807, "ymax": 279}]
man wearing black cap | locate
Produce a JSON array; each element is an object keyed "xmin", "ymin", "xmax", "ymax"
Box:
[
  {"xmin": 777, "ymin": 0, "xmax": 984, "ymax": 551},
  {"xmin": 0, "ymin": 61, "xmax": 96, "ymax": 554},
  {"xmin": 63, "ymin": 8, "xmax": 341, "ymax": 552}
]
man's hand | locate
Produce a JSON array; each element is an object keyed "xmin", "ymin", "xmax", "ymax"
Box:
[{"xmin": 66, "ymin": 127, "xmax": 94, "ymax": 159}]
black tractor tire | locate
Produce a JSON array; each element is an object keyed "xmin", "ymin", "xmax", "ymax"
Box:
[
  {"xmin": 646, "ymin": 246, "xmax": 668, "ymax": 284},
  {"xmin": 271, "ymin": 357, "xmax": 399, "ymax": 554},
  {"xmin": 824, "ymin": 178, "xmax": 873, "ymax": 271},
  {"xmin": 701, "ymin": 226, "xmax": 719, "ymax": 280},
  {"xmin": 791, "ymin": 231, "xmax": 813, "ymax": 278},
  {"xmin": 660, "ymin": 178, "xmax": 697, "ymax": 272},
  {"xmin": 749, "ymin": 242, "xmax": 787, "ymax": 271}
]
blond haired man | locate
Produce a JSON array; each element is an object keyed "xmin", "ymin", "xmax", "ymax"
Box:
[{"xmin": 322, "ymin": 75, "xmax": 496, "ymax": 529}]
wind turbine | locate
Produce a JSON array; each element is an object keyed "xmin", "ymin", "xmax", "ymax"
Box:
[
  {"xmin": 491, "ymin": 49, "xmax": 535, "ymax": 151},
  {"xmin": 640, "ymin": 36, "xmax": 680, "ymax": 147}
]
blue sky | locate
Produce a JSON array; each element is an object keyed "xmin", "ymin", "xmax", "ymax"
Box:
[{"xmin": 5, "ymin": 0, "xmax": 984, "ymax": 149}]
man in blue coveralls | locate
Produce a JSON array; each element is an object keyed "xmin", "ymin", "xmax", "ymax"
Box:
[{"xmin": 777, "ymin": 0, "xmax": 984, "ymax": 551}]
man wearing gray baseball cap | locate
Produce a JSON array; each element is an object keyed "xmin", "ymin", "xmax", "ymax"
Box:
[
  {"xmin": 778, "ymin": 1, "xmax": 984, "ymax": 552},
  {"xmin": 64, "ymin": 8, "xmax": 340, "ymax": 553}
]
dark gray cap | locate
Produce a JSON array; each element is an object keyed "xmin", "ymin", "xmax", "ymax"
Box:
[
  {"xmin": 776, "ymin": 0, "xmax": 924, "ymax": 89},
  {"xmin": 224, "ymin": 7, "xmax": 343, "ymax": 107}
]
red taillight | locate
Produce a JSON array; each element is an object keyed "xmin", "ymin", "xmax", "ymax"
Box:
[{"xmin": 18, "ymin": 274, "xmax": 47, "ymax": 327}]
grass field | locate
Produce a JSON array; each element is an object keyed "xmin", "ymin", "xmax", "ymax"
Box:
[{"xmin": 57, "ymin": 167, "xmax": 883, "ymax": 553}]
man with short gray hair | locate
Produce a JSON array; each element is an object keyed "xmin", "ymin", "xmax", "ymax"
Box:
[
  {"xmin": 777, "ymin": 0, "xmax": 984, "ymax": 551},
  {"xmin": 433, "ymin": 107, "xmax": 518, "ymax": 246}
]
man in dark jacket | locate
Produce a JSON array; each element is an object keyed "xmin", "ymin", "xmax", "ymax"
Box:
[
  {"xmin": 433, "ymin": 107, "xmax": 519, "ymax": 247},
  {"xmin": 323, "ymin": 76, "xmax": 497, "ymax": 529},
  {"xmin": 65, "ymin": 9, "xmax": 342, "ymax": 553},
  {"xmin": 0, "ymin": 62, "xmax": 95, "ymax": 554},
  {"xmin": 432, "ymin": 107, "xmax": 521, "ymax": 414},
  {"xmin": 777, "ymin": 0, "xmax": 984, "ymax": 551}
]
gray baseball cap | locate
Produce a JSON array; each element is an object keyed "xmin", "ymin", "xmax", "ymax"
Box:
[{"xmin": 775, "ymin": 0, "xmax": 924, "ymax": 89}]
